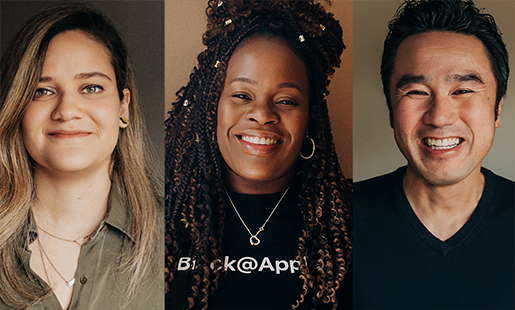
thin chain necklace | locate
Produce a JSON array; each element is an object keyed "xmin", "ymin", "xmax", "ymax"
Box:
[
  {"xmin": 224, "ymin": 185, "xmax": 291, "ymax": 246},
  {"xmin": 37, "ymin": 237, "xmax": 76, "ymax": 287},
  {"xmin": 38, "ymin": 226, "xmax": 95, "ymax": 246}
]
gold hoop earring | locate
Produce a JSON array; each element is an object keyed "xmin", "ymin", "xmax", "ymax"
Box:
[
  {"xmin": 300, "ymin": 136, "xmax": 315, "ymax": 160},
  {"xmin": 120, "ymin": 117, "xmax": 128, "ymax": 124}
]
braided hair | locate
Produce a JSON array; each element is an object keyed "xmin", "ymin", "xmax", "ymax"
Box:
[{"xmin": 165, "ymin": 1, "xmax": 352, "ymax": 309}]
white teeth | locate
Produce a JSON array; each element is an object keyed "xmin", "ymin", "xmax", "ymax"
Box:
[
  {"xmin": 241, "ymin": 135, "xmax": 278, "ymax": 145},
  {"xmin": 425, "ymin": 138, "xmax": 461, "ymax": 150}
]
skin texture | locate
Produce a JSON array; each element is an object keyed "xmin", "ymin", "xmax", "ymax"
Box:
[
  {"xmin": 22, "ymin": 30, "xmax": 129, "ymax": 178},
  {"xmin": 390, "ymin": 31, "xmax": 502, "ymax": 240},
  {"xmin": 217, "ymin": 36, "xmax": 310, "ymax": 194},
  {"xmin": 23, "ymin": 30, "xmax": 129, "ymax": 308}
]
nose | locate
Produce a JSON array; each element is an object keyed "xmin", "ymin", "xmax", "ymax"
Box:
[
  {"xmin": 422, "ymin": 94, "xmax": 458, "ymax": 127},
  {"xmin": 50, "ymin": 92, "xmax": 84, "ymax": 121},
  {"xmin": 245, "ymin": 97, "xmax": 280, "ymax": 125}
]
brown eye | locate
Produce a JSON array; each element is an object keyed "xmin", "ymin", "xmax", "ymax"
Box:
[
  {"xmin": 406, "ymin": 90, "xmax": 428, "ymax": 96},
  {"xmin": 452, "ymin": 89, "xmax": 473, "ymax": 95},
  {"xmin": 232, "ymin": 93, "xmax": 251, "ymax": 100},
  {"xmin": 277, "ymin": 99, "xmax": 298, "ymax": 106}
]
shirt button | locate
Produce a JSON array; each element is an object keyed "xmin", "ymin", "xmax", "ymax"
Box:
[{"xmin": 80, "ymin": 276, "xmax": 88, "ymax": 284}]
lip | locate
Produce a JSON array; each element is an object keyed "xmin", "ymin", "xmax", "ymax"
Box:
[
  {"xmin": 235, "ymin": 130, "xmax": 284, "ymax": 155},
  {"xmin": 47, "ymin": 130, "xmax": 92, "ymax": 139}
]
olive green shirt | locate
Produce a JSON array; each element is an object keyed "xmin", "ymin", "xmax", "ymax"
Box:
[{"xmin": 0, "ymin": 188, "xmax": 164, "ymax": 310}]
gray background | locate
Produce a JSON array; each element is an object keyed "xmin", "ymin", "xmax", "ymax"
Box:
[
  {"xmin": 1, "ymin": 0, "xmax": 165, "ymax": 175},
  {"xmin": 353, "ymin": 0, "xmax": 515, "ymax": 182}
]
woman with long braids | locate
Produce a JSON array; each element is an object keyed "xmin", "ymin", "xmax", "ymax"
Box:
[
  {"xmin": 165, "ymin": 1, "xmax": 352, "ymax": 309},
  {"xmin": 0, "ymin": 3, "xmax": 162, "ymax": 309}
]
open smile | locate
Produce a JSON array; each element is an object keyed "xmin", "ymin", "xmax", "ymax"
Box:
[
  {"xmin": 240, "ymin": 135, "xmax": 279, "ymax": 146},
  {"xmin": 236, "ymin": 133, "xmax": 283, "ymax": 155},
  {"xmin": 424, "ymin": 137, "xmax": 463, "ymax": 150}
]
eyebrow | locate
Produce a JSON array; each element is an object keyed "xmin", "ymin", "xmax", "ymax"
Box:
[
  {"xmin": 230, "ymin": 77, "xmax": 302, "ymax": 91},
  {"xmin": 38, "ymin": 72, "xmax": 112, "ymax": 82},
  {"xmin": 230, "ymin": 77, "xmax": 257, "ymax": 85},
  {"xmin": 395, "ymin": 72, "xmax": 485, "ymax": 90},
  {"xmin": 449, "ymin": 73, "xmax": 484, "ymax": 84},
  {"xmin": 39, "ymin": 76, "xmax": 53, "ymax": 83},
  {"xmin": 75, "ymin": 72, "xmax": 112, "ymax": 81},
  {"xmin": 395, "ymin": 74, "xmax": 424, "ymax": 90},
  {"xmin": 277, "ymin": 82, "xmax": 302, "ymax": 91}
]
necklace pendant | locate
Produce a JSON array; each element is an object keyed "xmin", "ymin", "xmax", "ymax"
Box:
[
  {"xmin": 67, "ymin": 278, "xmax": 75, "ymax": 287},
  {"xmin": 249, "ymin": 235, "xmax": 260, "ymax": 246},
  {"xmin": 225, "ymin": 185, "xmax": 291, "ymax": 248}
]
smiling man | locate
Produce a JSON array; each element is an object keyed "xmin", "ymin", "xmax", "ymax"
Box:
[{"xmin": 353, "ymin": 0, "xmax": 514, "ymax": 309}]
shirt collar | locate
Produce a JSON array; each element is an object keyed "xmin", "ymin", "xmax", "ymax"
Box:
[
  {"xmin": 104, "ymin": 185, "xmax": 134, "ymax": 242},
  {"xmin": 26, "ymin": 211, "xmax": 38, "ymax": 249},
  {"xmin": 24, "ymin": 185, "xmax": 134, "ymax": 247}
]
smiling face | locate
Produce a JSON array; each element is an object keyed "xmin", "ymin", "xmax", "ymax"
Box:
[
  {"xmin": 217, "ymin": 36, "xmax": 310, "ymax": 194},
  {"xmin": 22, "ymin": 30, "xmax": 129, "ymax": 177},
  {"xmin": 390, "ymin": 31, "xmax": 502, "ymax": 186}
]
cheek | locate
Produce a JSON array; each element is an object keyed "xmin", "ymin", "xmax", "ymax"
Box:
[
  {"xmin": 461, "ymin": 101, "xmax": 495, "ymax": 142},
  {"xmin": 392, "ymin": 104, "xmax": 416, "ymax": 153},
  {"xmin": 463, "ymin": 97, "xmax": 494, "ymax": 121},
  {"xmin": 287, "ymin": 112, "xmax": 309, "ymax": 149},
  {"xmin": 216, "ymin": 99, "xmax": 238, "ymax": 144},
  {"xmin": 393, "ymin": 102, "xmax": 422, "ymax": 136},
  {"xmin": 216, "ymin": 105, "xmax": 232, "ymax": 165},
  {"xmin": 216, "ymin": 103, "xmax": 227, "ymax": 136},
  {"xmin": 216, "ymin": 102, "xmax": 226, "ymax": 148},
  {"xmin": 92, "ymin": 100, "xmax": 123, "ymax": 130},
  {"xmin": 21, "ymin": 103, "xmax": 44, "ymax": 148}
]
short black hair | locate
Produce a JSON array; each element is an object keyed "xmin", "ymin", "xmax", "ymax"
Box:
[{"xmin": 381, "ymin": 0, "xmax": 509, "ymax": 127}]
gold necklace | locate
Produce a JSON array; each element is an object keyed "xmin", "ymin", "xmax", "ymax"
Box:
[
  {"xmin": 37, "ymin": 238, "xmax": 76, "ymax": 287},
  {"xmin": 38, "ymin": 238, "xmax": 51, "ymax": 285},
  {"xmin": 38, "ymin": 226, "xmax": 95, "ymax": 246},
  {"xmin": 224, "ymin": 185, "xmax": 291, "ymax": 246}
]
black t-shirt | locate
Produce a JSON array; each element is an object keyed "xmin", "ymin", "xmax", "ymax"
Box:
[
  {"xmin": 209, "ymin": 187, "xmax": 305, "ymax": 309},
  {"xmin": 353, "ymin": 166, "xmax": 515, "ymax": 309},
  {"xmin": 168, "ymin": 185, "xmax": 352, "ymax": 309}
]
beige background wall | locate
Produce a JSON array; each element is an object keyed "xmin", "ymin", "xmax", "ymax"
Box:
[
  {"xmin": 165, "ymin": 0, "xmax": 354, "ymax": 179},
  {"xmin": 353, "ymin": 0, "xmax": 515, "ymax": 182}
]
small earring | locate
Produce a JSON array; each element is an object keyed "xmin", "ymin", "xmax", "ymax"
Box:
[
  {"xmin": 300, "ymin": 136, "xmax": 315, "ymax": 160},
  {"xmin": 120, "ymin": 117, "xmax": 128, "ymax": 124}
]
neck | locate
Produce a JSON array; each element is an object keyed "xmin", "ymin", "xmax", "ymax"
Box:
[
  {"xmin": 403, "ymin": 165, "xmax": 485, "ymax": 241},
  {"xmin": 32, "ymin": 166, "xmax": 112, "ymax": 238},
  {"xmin": 223, "ymin": 166, "xmax": 294, "ymax": 194}
]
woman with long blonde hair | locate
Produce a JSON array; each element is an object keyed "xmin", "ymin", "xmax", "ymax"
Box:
[{"xmin": 0, "ymin": 3, "xmax": 162, "ymax": 309}]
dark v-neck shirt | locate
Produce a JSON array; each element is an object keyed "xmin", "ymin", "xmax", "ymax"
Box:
[{"xmin": 353, "ymin": 166, "xmax": 515, "ymax": 309}]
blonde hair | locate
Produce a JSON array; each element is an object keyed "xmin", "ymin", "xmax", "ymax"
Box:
[{"xmin": 0, "ymin": 3, "xmax": 160, "ymax": 308}]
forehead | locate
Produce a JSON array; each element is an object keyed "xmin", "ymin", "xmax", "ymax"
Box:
[
  {"xmin": 227, "ymin": 36, "xmax": 308, "ymax": 79},
  {"xmin": 43, "ymin": 30, "xmax": 113, "ymax": 73},
  {"xmin": 392, "ymin": 31, "xmax": 495, "ymax": 84}
]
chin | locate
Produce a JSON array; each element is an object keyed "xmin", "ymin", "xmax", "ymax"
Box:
[
  {"xmin": 417, "ymin": 168, "xmax": 474, "ymax": 187},
  {"xmin": 40, "ymin": 156, "xmax": 109, "ymax": 174},
  {"xmin": 242, "ymin": 171, "xmax": 280, "ymax": 182}
]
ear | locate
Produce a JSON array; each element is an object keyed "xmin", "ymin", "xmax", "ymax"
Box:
[
  {"xmin": 495, "ymin": 97, "xmax": 503, "ymax": 128},
  {"xmin": 119, "ymin": 88, "xmax": 130, "ymax": 128}
]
